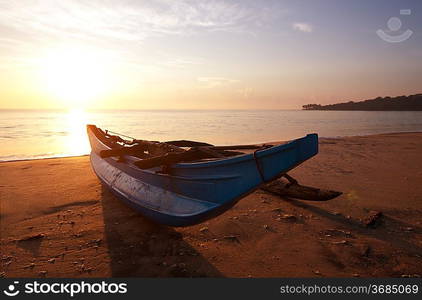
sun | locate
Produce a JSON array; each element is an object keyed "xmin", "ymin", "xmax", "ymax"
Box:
[{"xmin": 39, "ymin": 46, "xmax": 112, "ymax": 108}]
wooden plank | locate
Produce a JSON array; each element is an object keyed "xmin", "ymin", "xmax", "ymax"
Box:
[
  {"xmin": 165, "ymin": 140, "xmax": 214, "ymax": 147},
  {"xmin": 261, "ymin": 178, "xmax": 342, "ymax": 201},
  {"xmin": 210, "ymin": 144, "xmax": 273, "ymax": 150}
]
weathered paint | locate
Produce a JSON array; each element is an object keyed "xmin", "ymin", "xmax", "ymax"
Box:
[{"xmin": 87, "ymin": 126, "xmax": 318, "ymax": 226}]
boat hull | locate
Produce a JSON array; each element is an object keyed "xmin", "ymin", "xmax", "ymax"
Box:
[{"xmin": 87, "ymin": 126, "xmax": 318, "ymax": 226}]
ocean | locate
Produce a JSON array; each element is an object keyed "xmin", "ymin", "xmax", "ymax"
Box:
[{"xmin": 1, "ymin": 109, "xmax": 422, "ymax": 161}]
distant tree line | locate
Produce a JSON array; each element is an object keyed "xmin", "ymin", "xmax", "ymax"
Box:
[{"xmin": 302, "ymin": 94, "xmax": 422, "ymax": 111}]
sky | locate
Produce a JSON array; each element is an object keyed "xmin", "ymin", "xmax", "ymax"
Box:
[{"xmin": 0, "ymin": 0, "xmax": 421, "ymax": 110}]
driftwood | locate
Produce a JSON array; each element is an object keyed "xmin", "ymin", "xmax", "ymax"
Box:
[{"xmin": 261, "ymin": 176, "xmax": 342, "ymax": 201}]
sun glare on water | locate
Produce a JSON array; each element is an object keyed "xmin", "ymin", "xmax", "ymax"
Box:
[
  {"xmin": 65, "ymin": 108, "xmax": 91, "ymax": 156},
  {"xmin": 39, "ymin": 46, "xmax": 112, "ymax": 108}
]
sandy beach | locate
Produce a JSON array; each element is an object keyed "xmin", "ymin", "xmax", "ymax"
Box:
[{"xmin": 1, "ymin": 132, "xmax": 421, "ymax": 278}]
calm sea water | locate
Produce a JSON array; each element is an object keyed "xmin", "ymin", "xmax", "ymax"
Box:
[{"xmin": 1, "ymin": 109, "xmax": 422, "ymax": 161}]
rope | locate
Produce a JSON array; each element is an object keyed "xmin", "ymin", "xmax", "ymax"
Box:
[
  {"xmin": 105, "ymin": 129, "xmax": 136, "ymax": 141},
  {"xmin": 253, "ymin": 149, "xmax": 266, "ymax": 183}
]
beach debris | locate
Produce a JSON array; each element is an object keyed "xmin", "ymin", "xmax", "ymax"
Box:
[
  {"xmin": 47, "ymin": 258, "xmax": 55, "ymax": 264},
  {"xmin": 168, "ymin": 263, "xmax": 188, "ymax": 277},
  {"xmin": 322, "ymin": 229, "xmax": 354, "ymax": 238},
  {"xmin": 18, "ymin": 233, "xmax": 45, "ymax": 242},
  {"xmin": 271, "ymin": 207, "xmax": 284, "ymax": 213},
  {"xmin": 402, "ymin": 227, "xmax": 414, "ymax": 232},
  {"xmin": 77, "ymin": 264, "xmax": 85, "ymax": 273},
  {"xmin": 352, "ymin": 273, "xmax": 360, "ymax": 277},
  {"xmin": 263, "ymin": 224, "xmax": 270, "ymax": 230},
  {"xmin": 313, "ymin": 270, "xmax": 322, "ymax": 276},
  {"xmin": 262, "ymin": 177, "xmax": 342, "ymax": 201},
  {"xmin": 330, "ymin": 240, "xmax": 350, "ymax": 246},
  {"xmin": 361, "ymin": 245, "xmax": 371, "ymax": 257},
  {"xmin": 363, "ymin": 211, "xmax": 383, "ymax": 228},
  {"xmin": 401, "ymin": 274, "xmax": 421, "ymax": 278},
  {"xmin": 278, "ymin": 214, "xmax": 298, "ymax": 222},
  {"xmin": 1, "ymin": 255, "xmax": 13, "ymax": 262},
  {"xmin": 38, "ymin": 271, "xmax": 47, "ymax": 277},
  {"xmin": 0, "ymin": 272, "xmax": 5, "ymax": 278},
  {"xmin": 23, "ymin": 263, "xmax": 35, "ymax": 269},
  {"xmin": 222, "ymin": 235, "xmax": 240, "ymax": 243},
  {"xmin": 199, "ymin": 226, "xmax": 209, "ymax": 233}
]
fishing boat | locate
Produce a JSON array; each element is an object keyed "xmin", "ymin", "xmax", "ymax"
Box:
[{"xmin": 87, "ymin": 125, "xmax": 318, "ymax": 226}]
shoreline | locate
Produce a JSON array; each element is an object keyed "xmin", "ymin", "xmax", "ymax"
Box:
[
  {"xmin": 1, "ymin": 132, "xmax": 421, "ymax": 277},
  {"xmin": 2, "ymin": 130, "xmax": 422, "ymax": 163}
]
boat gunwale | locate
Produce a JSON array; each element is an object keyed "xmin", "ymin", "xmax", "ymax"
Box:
[{"xmin": 87, "ymin": 125, "xmax": 316, "ymax": 170}]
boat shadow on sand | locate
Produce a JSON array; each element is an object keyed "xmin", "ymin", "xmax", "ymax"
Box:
[{"xmin": 100, "ymin": 185, "xmax": 222, "ymax": 277}]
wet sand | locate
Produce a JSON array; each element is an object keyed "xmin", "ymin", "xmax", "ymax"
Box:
[{"xmin": 1, "ymin": 132, "xmax": 421, "ymax": 278}]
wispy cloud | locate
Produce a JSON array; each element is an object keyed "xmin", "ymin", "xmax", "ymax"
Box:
[
  {"xmin": 197, "ymin": 77, "xmax": 240, "ymax": 88},
  {"xmin": 0, "ymin": 0, "xmax": 278, "ymax": 44},
  {"xmin": 0, "ymin": 0, "xmax": 285, "ymax": 71},
  {"xmin": 292, "ymin": 22, "xmax": 313, "ymax": 33}
]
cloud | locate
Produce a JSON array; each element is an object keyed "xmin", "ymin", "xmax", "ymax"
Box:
[
  {"xmin": 0, "ymin": 1, "xmax": 286, "ymax": 71},
  {"xmin": 292, "ymin": 22, "xmax": 313, "ymax": 33},
  {"xmin": 197, "ymin": 77, "xmax": 240, "ymax": 88},
  {"xmin": 0, "ymin": 0, "xmax": 279, "ymax": 44}
]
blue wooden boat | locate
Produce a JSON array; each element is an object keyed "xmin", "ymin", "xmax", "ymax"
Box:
[{"xmin": 87, "ymin": 125, "xmax": 318, "ymax": 226}]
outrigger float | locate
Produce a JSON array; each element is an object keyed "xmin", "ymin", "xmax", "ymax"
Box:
[{"xmin": 87, "ymin": 125, "xmax": 341, "ymax": 226}]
